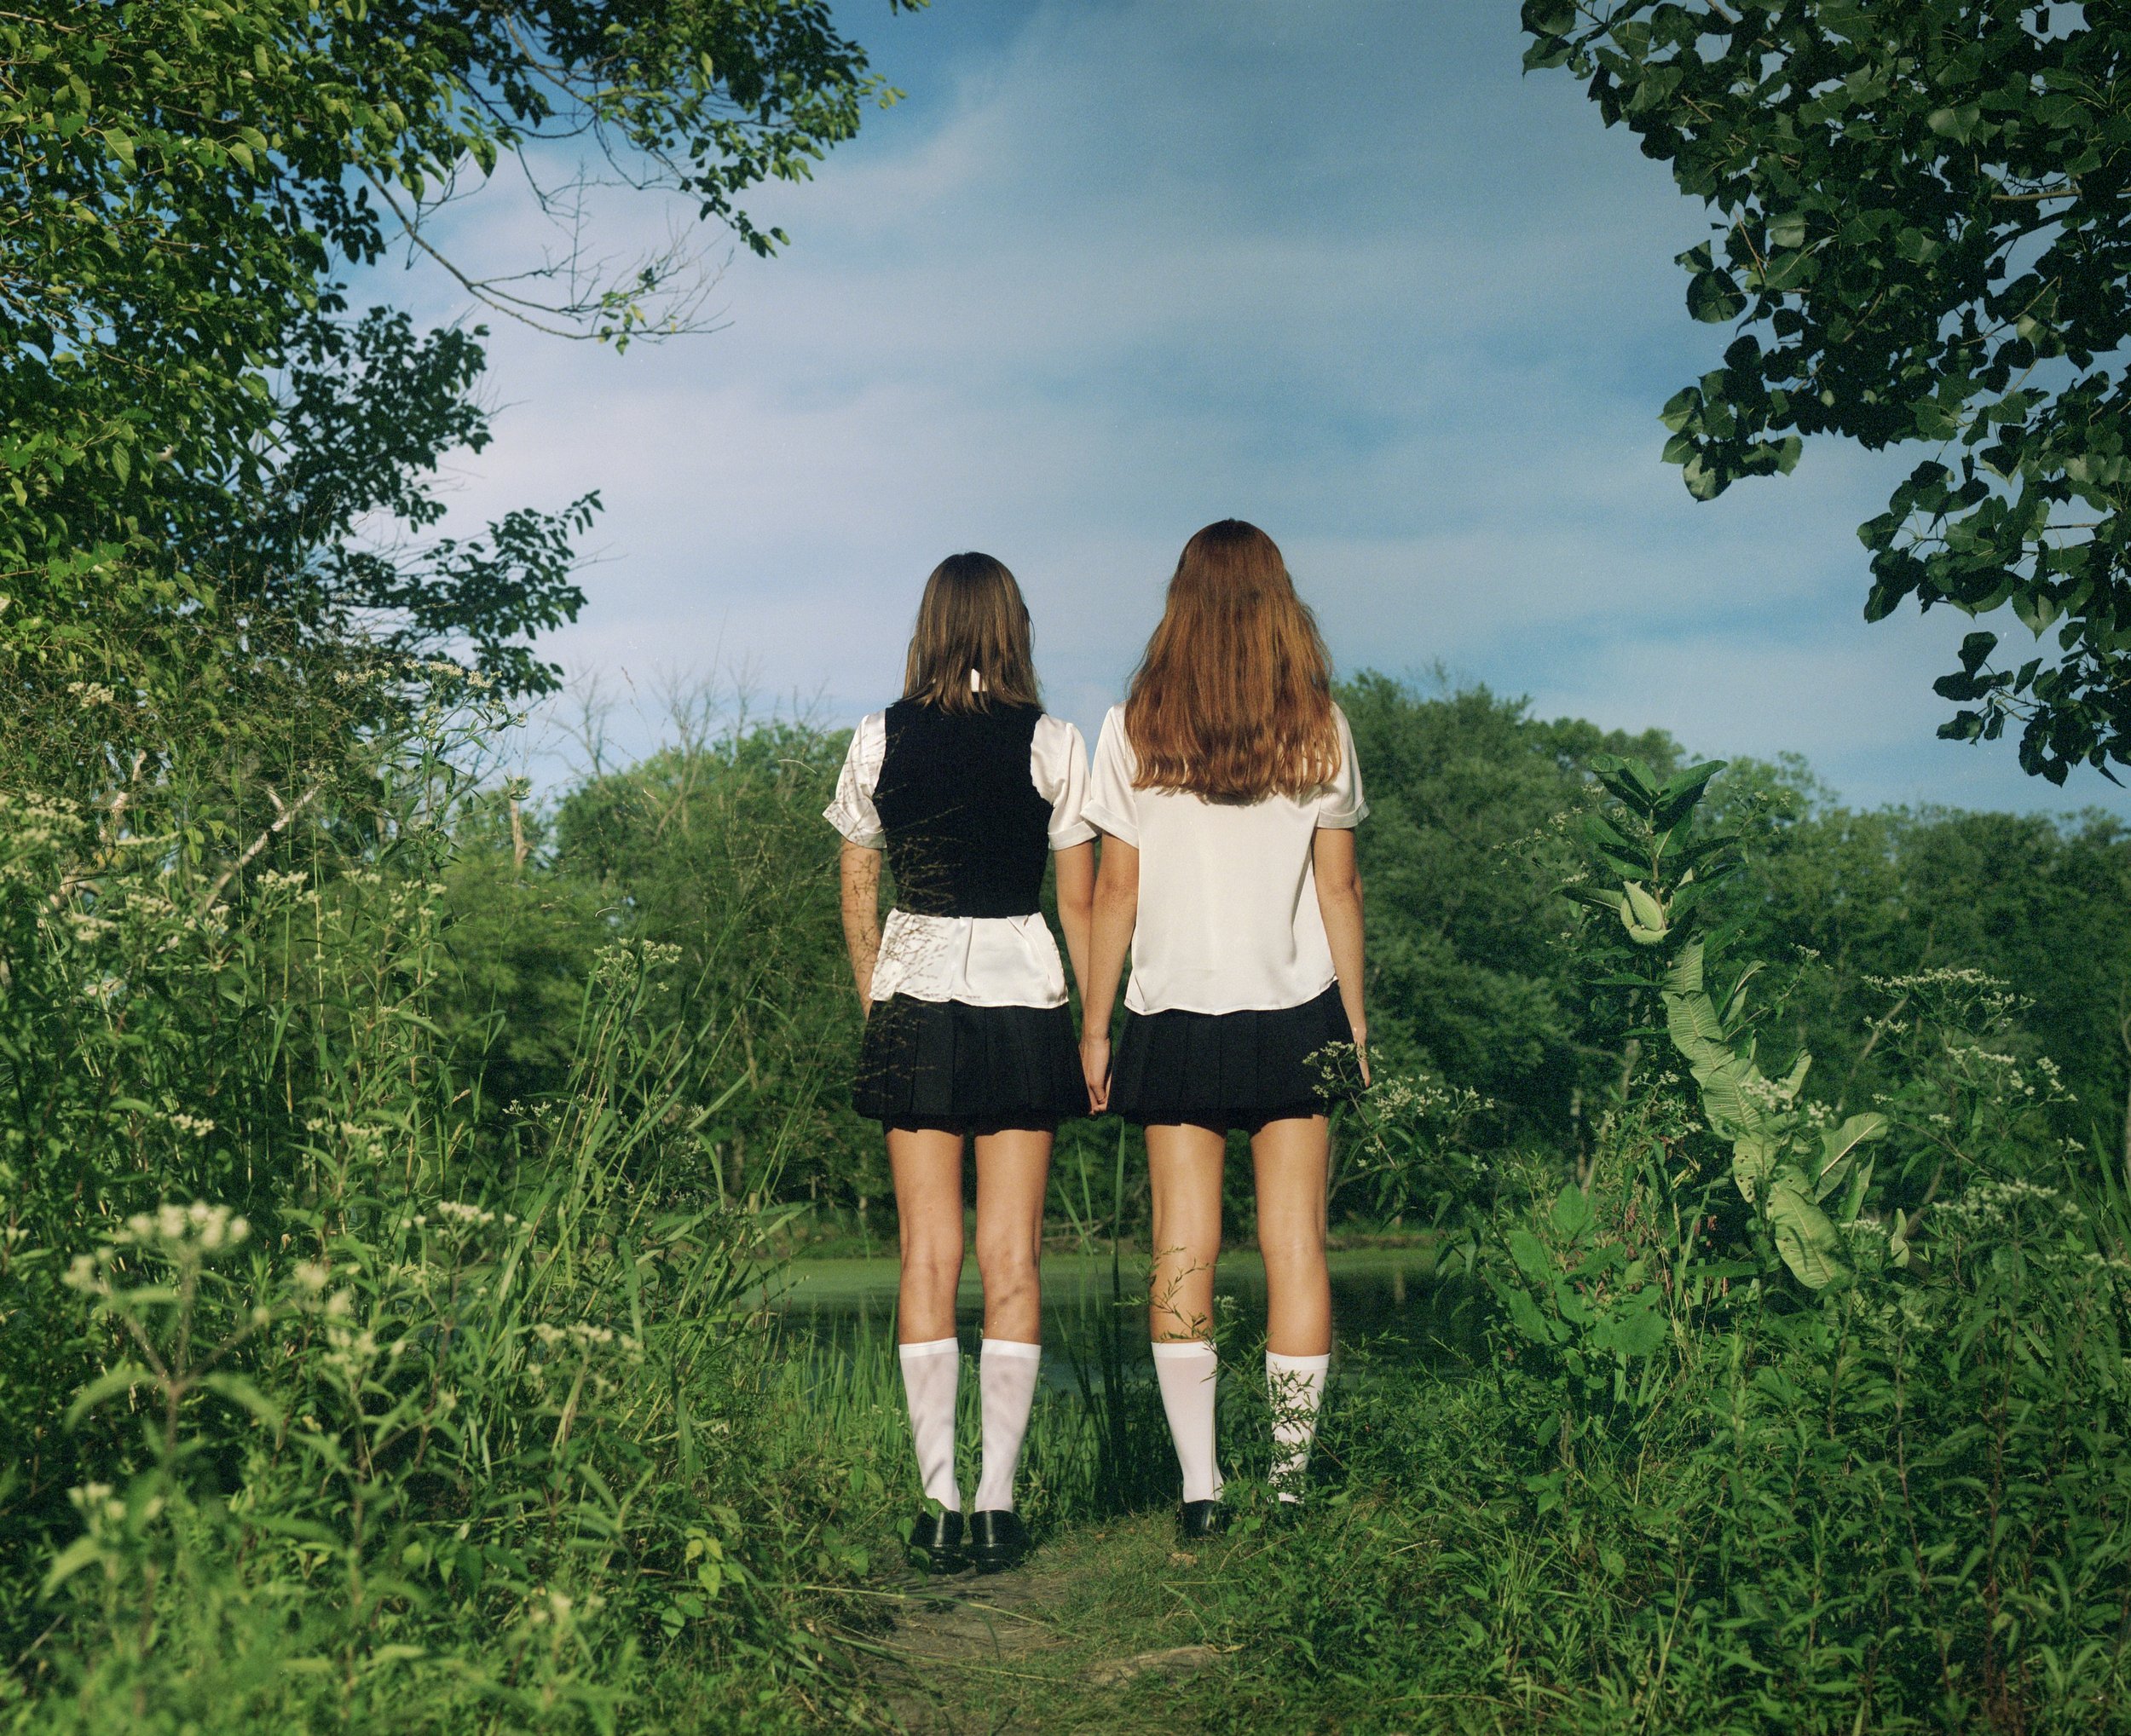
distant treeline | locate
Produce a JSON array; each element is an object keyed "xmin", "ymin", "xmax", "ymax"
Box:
[{"xmin": 434, "ymin": 676, "xmax": 2131, "ymax": 1219}]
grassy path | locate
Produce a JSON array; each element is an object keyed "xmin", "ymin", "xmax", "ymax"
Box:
[{"xmin": 852, "ymin": 1514, "xmax": 1271, "ymax": 1734}]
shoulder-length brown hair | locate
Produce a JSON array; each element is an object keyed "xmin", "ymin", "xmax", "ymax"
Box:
[
  {"xmin": 1124, "ymin": 520, "xmax": 1339, "ymax": 803},
  {"xmin": 903, "ymin": 552, "xmax": 1042, "ymax": 712}
]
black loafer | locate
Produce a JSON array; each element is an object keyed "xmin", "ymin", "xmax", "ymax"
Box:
[
  {"xmin": 967, "ymin": 1509, "xmax": 1031, "ymax": 1572},
  {"xmin": 1178, "ymin": 1499, "xmax": 1230, "ymax": 1541},
  {"xmin": 909, "ymin": 1507, "xmax": 965, "ymax": 1572}
]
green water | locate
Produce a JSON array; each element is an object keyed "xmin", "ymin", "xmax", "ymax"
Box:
[{"xmin": 758, "ymin": 1246, "xmax": 1480, "ymax": 1375}]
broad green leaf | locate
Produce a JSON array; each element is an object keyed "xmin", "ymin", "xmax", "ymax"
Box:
[
  {"xmin": 1665, "ymin": 938, "xmax": 1707, "ymax": 998},
  {"xmin": 1730, "ymin": 1131, "xmax": 1778, "ymax": 1203},
  {"xmin": 1687, "ymin": 268, "xmax": 1747, "ymax": 324},
  {"xmin": 1816, "ymin": 1112, "xmax": 1887, "ymax": 1197},
  {"xmin": 1593, "ymin": 1301, "xmax": 1668, "ymax": 1358},
  {"xmin": 1504, "ymin": 1227, "xmax": 1553, "ymax": 1285},
  {"xmin": 1499, "ymin": 1283, "xmax": 1560, "ymax": 1346},
  {"xmin": 1766, "ymin": 210, "xmax": 1808, "ymax": 251},
  {"xmin": 1765, "ymin": 1179, "xmax": 1849, "ymax": 1289},
  {"xmin": 1519, "ymin": 0, "xmax": 1578, "ymax": 33},
  {"xmin": 1550, "ymin": 1182, "xmax": 1591, "ymax": 1242}
]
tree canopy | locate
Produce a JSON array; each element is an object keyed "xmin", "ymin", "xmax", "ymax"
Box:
[
  {"xmin": 3, "ymin": 0, "xmax": 904, "ymax": 701},
  {"xmin": 1522, "ymin": 0, "xmax": 2131, "ymax": 782}
]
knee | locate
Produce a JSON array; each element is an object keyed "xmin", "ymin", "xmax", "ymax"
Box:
[
  {"xmin": 975, "ymin": 1235, "xmax": 1040, "ymax": 1303},
  {"xmin": 901, "ymin": 1232, "xmax": 964, "ymax": 1293},
  {"xmin": 1149, "ymin": 1202, "xmax": 1219, "ymax": 1261},
  {"xmin": 1258, "ymin": 1223, "xmax": 1327, "ymax": 1277}
]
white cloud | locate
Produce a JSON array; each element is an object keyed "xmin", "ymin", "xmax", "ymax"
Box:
[{"xmin": 377, "ymin": 0, "xmax": 2128, "ymax": 818}]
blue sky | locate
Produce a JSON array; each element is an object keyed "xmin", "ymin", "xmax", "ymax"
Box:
[{"xmin": 409, "ymin": 0, "xmax": 2128, "ymax": 818}]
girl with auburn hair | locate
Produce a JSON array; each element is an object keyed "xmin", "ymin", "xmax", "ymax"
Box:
[
  {"xmin": 825, "ymin": 553, "xmax": 1094, "ymax": 1575},
  {"xmin": 1080, "ymin": 520, "xmax": 1369, "ymax": 1537}
]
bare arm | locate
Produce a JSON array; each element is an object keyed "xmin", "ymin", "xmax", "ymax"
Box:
[
  {"xmin": 838, "ymin": 840, "xmax": 882, "ymax": 1011},
  {"xmin": 1079, "ymin": 834, "xmax": 1139, "ymax": 1112},
  {"xmin": 1053, "ymin": 839, "xmax": 1094, "ymax": 1001},
  {"xmin": 1312, "ymin": 826, "xmax": 1369, "ymax": 1087}
]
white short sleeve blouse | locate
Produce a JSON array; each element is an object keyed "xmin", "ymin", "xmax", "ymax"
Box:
[
  {"xmin": 1082, "ymin": 703, "xmax": 1366, "ymax": 1016},
  {"xmin": 824, "ymin": 709, "xmax": 1094, "ymax": 1007}
]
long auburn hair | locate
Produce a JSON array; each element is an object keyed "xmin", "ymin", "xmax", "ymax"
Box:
[
  {"xmin": 902, "ymin": 552, "xmax": 1042, "ymax": 712},
  {"xmin": 1124, "ymin": 520, "xmax": 1339, "ymax": 803}
]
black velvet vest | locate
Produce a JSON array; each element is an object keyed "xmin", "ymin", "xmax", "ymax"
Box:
[{"xmin": 873, "ymin": 699, "xmax": 1053, "ymax": 918}]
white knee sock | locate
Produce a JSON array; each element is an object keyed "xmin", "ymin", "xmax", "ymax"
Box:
[
  {"xmin": 974, "ymin": 1338, "xmax": 1042, "ymax": 1512},
  {"xmin": 1266, "ymin": 1350, "xmax": 1330, "ymax": 1502},
  {"xmin": 1152, "ymin": 1340, "xmax": 1223, "ymax": 1503},
  {"xmin": 898, "ymin": 1337, "xmax": 962, "ymax": 1509}
]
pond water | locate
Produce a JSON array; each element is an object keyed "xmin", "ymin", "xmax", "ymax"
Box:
[{"xmin": 757, "ymin": 1247, "xmax": 1482, "ymax": 1379}]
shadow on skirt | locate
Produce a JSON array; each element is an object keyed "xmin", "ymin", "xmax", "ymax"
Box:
[
  {"xmin": 854, "ymin": 995, "xmax": 1088, "ymax": 1129},
  {"xmin": 1108, "ymin": 983, "xmax": 1358, "ymax": 1130}
]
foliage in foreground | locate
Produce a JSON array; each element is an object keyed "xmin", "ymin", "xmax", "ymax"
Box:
[
  {"xmin": 0, "ymin": 688, "xmax": 913, "ymax": 1733},
  {"xmin": 1523, "ymin": 0, "xmax": 2131, "ymax": 781},
  {"xmin": 4, "ymin": 661, "xmax": 2130, "ymax": 1732},
  {"xmin": 1017, "ymin": 762, "xmax": 2131, "ymax": 1734}
]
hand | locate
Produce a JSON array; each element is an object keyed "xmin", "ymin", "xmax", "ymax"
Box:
[
  {"xmin": 1351, "ymin": 1027, "xmax": 1371, "ymax": 1089},
  {"xmin": 1080, "ymin": 1034, "xmax": 1112, "ymax": 1114}
]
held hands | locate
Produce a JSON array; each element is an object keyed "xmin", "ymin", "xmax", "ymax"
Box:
[{"xmin": 1080, "ymin": 1033, "xmax": 1112, "ymax": 1114}]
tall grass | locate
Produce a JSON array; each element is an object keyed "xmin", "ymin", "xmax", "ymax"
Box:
[{"xmin": 0, "ymin": 675, "xmax": 910, "ymax": 1731}]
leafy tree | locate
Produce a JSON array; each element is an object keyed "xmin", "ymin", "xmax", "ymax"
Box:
[
  {"xmin": 1343, "ymin": 673, "xmax": 1681, "ymax": 1145},
  {"xmin": 1712, "ymin": 757, "xmax": 2131, "ymax": 1159},
  {"xmin": 3, "ymin": 0, "xmax": 906, "ymax": 707},
  {"xmin": 1523, "ymin": 0, "xmax": 2131, "ymax": 781},
  {"xmin": 549, "ymin": 720, "xmax": 875, "ymax": 1210}
]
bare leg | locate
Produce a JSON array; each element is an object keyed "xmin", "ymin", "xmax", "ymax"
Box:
[
  {"xmin": 1145, "ymin": 1122, "xmax": 1227, "ymax": 1340},
  {"xmin": 973, "ymin": 1128, "xmax": 1052, "ymax": 1342},
  {"xmin": 1252, "ymin": 1115, "xmax": 1331, "ymax": 1357},
  {"xmin": 1145, "ymin": 1122, "xmax": 1227, "ymax": 1504},
  {"xmin": 972, "ymin": 1128, "xmax": 1052, "ymax": 1516},
  {"xmin": 890, "ymin": 1127, "xmax": 966, "ymax": 1343}
]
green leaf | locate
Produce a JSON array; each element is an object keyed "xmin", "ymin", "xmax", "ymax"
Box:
[
  {"xmin": 1730, "ymin": 1130, "xmax": 1778, "ymax": 1203},
  {"xmin": 1519, "ymin": 0, "xmax": 1578, "ymax": 33},
  {"xmin": 1649, "ymin": 759, "xmax": 1725, "ymax": 829},
  {"xmin": 1550, "ymin": 1182, "xmax": 1591, "ymax": 1242},
  {"xmin": 1687, "ymin": 269, "xmax": 1747, "ymax": 324},
  {"xmin": 41, "ymin": 1537, "xmax": 110, "ymax": 1597},
  {"xmin": 1499, "ymin": 1283, "xmax": 1560, "ymax": 1346},
  {"xmin": 1504, "ymin": 1227, "xmax": 1553, "ymax": 1285},
  {"xmin": 199, "ymin": 1373, "xmax": 283, "ymax": 1428},
  {"xmin": 1815, "ymin": 1112, "xmax": 1886, "ymax": 1198},
  {"xmin": 1839, "ymin": 1156, "xmax": 1874, "ymax": 1225},
  {"xmin": 66, "ymin": 1364, "xmax": 154, "ymax": 1426},
  {"xmin": 1766, "ymin": 210, "xmax": 1808, "ymax": 251},
  {"xmin": 1766, "ymin": 1178, "xmax": 1849, "ymax": 1290},
  {"xmin": 1562, "ymin": 884, "xmax": 1629, "ymax": 917},
  {"xmin": 1593, "ymin": 1301, "xmax": 1668, "ymax": 1358}
]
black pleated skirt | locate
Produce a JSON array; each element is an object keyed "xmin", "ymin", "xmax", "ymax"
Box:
[
  {"xmin": 854, "ymin": 995, "xmax": 1088, "ymax": 1129},
  {"xmin": 1109, "ymin": 983, "xmax": 1358, "ymax": 1128}
]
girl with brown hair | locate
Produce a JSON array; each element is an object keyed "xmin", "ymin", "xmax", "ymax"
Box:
[
  {"xmin": 1079, "ymin": 520, "xmax": 1369, "ymax": 1537},
  {"xmin": 825, "ymin": 552, "xmax": 1094, "ymax": 1573}
]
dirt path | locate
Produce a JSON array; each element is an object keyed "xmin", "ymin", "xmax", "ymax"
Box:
[{"xmin": 852, "ymin": 1514, "xmax": 1244, "ymax": 1735}]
